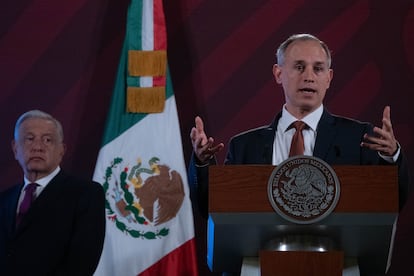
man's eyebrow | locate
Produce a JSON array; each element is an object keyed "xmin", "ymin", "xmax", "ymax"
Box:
[{"xmin": 293, "ymin": 60, "xmax": 326, "ymax": 65}]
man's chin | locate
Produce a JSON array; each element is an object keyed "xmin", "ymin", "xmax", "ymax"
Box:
[
  {"xmin": 26, "ymin": 163, "xmax": 46, "ymax": 173},
  {"xmin": 299, "ymin": 99, "xmax": 321, "ymax": 111},
  {"xmin": 299, "ymin": 104, "xmax": 314, "ymax": 113}
]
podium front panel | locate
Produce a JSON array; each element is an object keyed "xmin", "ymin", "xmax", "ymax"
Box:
[{"xmin": 207, "ymin": 165, "xmax": 398, "ymax": 274}]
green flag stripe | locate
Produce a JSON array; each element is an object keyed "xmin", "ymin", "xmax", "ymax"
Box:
[
  {"xmin": 100, "ymin": 0, "xmax": 174, "ymax": 147},
  {"xmin": 100, "ymin": 41, "xmax": 174, "ymax": 146},
  {"xmin": 127, "ymin": 0, "xmax": 143, "ymax": 50}
]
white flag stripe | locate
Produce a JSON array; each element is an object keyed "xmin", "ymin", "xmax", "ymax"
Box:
[
  {"xmin": 93, "ymin": 97, "xmax": 195, "ymax": 275},
  {"xmin": 141, "ymin": 0, "xmax": 154, "ymax": 51},
  {"xmin": 140, "ymin": 0, "xmax": 154, "ymax": 88}
]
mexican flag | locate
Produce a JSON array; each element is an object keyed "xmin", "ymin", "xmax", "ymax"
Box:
[{"xmin": 92, "ymin": 0, "xmax": 198, "ymax": 275}]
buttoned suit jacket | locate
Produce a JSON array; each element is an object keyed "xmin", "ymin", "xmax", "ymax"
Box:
[
  {"xmin": 0, "ymin": 170, "xmax": 106, "ymax": 276},
  {"xmin": 188, "ymin": 108, "xmax": 411, "ymax": 218}
]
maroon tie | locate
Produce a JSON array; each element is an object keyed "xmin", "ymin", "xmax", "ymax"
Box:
[
  {"xmin": 289, "ymin": 121, "xmax": 306, "ymax": 157},
  {"xmin": 16, "ymin": 183, "xmax": 38, "ymax": 226}
]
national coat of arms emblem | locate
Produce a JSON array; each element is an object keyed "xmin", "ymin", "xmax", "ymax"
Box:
[
  {"xmin": 268, "ymin": 156, "xmax": 340, "ymax": 224},
  {"xmin": 103, "ymin": 157, "xmax": 185, "ymax": 239}
]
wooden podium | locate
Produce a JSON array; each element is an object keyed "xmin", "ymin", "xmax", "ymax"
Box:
[{"xmin": 207, "ymin": 165, "xmax": 398, "ymax": 275}]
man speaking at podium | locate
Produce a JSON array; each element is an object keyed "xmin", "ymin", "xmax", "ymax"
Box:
[{"xmin": 188, "ymin": 33, "xmax": 410, "ymax": 274}]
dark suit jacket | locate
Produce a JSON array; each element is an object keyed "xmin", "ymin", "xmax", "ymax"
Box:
[
  {"xmin": 0, "ymin": 170, "xmax": 106, "ymax": 276},
  {"xmin": 189, "ymin": 109, "xmax": 411, "ymax": 218}
]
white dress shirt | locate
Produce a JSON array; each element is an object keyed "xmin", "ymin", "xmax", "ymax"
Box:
[
  {"xmin": 272, "ymin": 104, "xmax": 399, "ymax": 165},
  {"xmin": 17, "ymin": 166, "xmax": 61, "ymax": 214},
  {"xmin": 273, "ymin": 104, "xmax": 323, "ymax": 165}
]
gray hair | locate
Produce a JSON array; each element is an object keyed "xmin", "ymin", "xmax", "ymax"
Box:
[
  {"xmin": 276, "ymin": 33, "xmax": 332, "ymax": 68},
  {"xmin": 14, "ymin": 110, "xmax": 64, "ymax": 142}
]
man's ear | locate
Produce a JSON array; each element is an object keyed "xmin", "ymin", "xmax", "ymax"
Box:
[
  {"xmin": 60, "ymin": 143, "xmax": 67, "ymax": 157},
  {"xmin": 11, "ymin": 140, "xmax": 17, "ymax": 159},
  {"xmin": 326, "ymin": 68, "xmax": 333, "ymax": 89},
  {"xmin": 273, "ymin": 64, "xmax": 282, "ymax": 84}
]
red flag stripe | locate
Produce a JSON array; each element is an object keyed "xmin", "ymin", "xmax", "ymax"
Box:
[
  {"xmin": 153, "ymin": 0, "xmax": 167, "ymax": 87},
  {"xmin": 138, "ymin": 238, "xmax": 199, "ymax": 276}
]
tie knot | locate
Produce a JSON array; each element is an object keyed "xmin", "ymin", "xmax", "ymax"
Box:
[
  {"xmin": 291, "ymin": 121, "xmax": 306, "ymax": 131},
  {"xmin": 25, "ymin": 183, "xmax": 38, "ymax": 193}
]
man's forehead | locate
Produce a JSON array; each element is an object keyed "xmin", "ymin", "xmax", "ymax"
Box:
[
  {"xmin": 22, "ymin": 117, "xmax": 53, "ymax": 125},
  {"xmin": 285, "ymin": 40, "xmax": 328, "ymax": 60},
  {"xmin": 20, "ymin": 118, "xmax": 56, "ymax": 131}
]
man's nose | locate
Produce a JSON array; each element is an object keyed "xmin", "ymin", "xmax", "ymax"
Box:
[
  {"xmin": 303, "ymin": 67, "xmax": 315, "ymax": 82},
  {"xmin": 31, "ymin": 137, "xmax": 46, "ymax": 148}
]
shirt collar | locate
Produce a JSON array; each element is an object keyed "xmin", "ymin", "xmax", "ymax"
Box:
[
  {"xmin": 24, "ymin": 166, "xmax": 61, "ymax": 188},
  {"xmin": 280, "ymin": 104, "xmax": 324, "ymax": 132}
]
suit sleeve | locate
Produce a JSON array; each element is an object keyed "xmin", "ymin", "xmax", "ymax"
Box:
[
  {"xmin": 362, "ymin": 123, "xmax": 411, "ymax": 210},
  {"xmin": 188, "ymin": 153, "xmax": 216, "ymax": 219},
  {"xmin": 395, "ymin": 151, "xmax": 411, "ymax": 210},
  {"xmin": 64, "ymin": 181, "xmax": 106, "ymax": 275},
  {"xmin": 0, "ymin": 185, "xmax": 21, "ymax": 270}
]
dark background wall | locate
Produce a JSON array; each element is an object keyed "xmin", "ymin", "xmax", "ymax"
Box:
[{"xmin": 1, "ymin": 1, "xmax": 413, "ymax": 275}]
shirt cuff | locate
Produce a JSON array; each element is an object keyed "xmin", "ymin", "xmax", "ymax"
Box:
[
  {"xmin": 379, "ymin": 143, "xmax": 400, "ymax": 163},
  {"xmin": 195, "ymin": 162, "xmax": 210, "ymax": 168}
]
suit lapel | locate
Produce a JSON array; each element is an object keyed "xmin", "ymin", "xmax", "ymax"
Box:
[
  {"xmin": 313, "ymin": 109, "xmax": 337, "ymax": 160},
  {"xmin": 261, "ymin": 112, "xmax": 281, "ymax": 164},
  {"xmin": 261, "ymin": 127, "xmax": 275, "ymax": 164},
  {"xmin": 5, "ymin": 184, "xmax": 23, "ymax": 234},
  {"xmin": 15, "ymin": 171, "xmax": 66, "ymax": 232}
]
